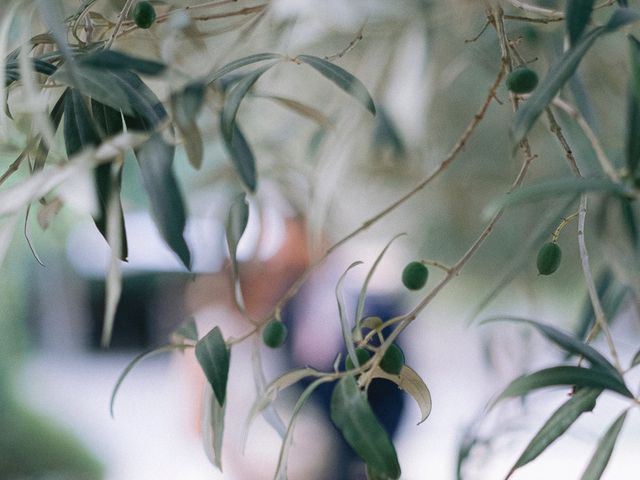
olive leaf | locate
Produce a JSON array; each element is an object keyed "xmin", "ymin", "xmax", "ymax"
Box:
[
  {"xmin": 506, "ymin": 388, "xmax": 602, "ymax": 478},
  {"xmin": 225, "ymin": 192, "xmax": 249, "ymax": 311},
  {"xmin": 512, "ymin": 8, "xmax": 640, "ymax": 146},
  {"xmin": 296, "ymin": 55, "xmax": 376, "ymax": 115},
  {"xmin": 580, "ymin": 410, "xmax": 628, "ymax": 480},
  {"xmin": 202, "ymin": 384, "xmax": 226, "ymax": 471},
  {"xmin": 491, "ymin": 366, "xmax": 633, "ymax": 408},
  {"xmin": 91, "ymin": 99, "xmax": 128, "ymax": 261},
  {"xmin": 195, "ymin": 326, "xmax": 230, "ymax": 406},
  {"xmin": 629, "ymin": 348, "xmax": 640, "ymax": 369},
  {"xmin": 275, "ymin": 377, "xmax": 335, "ymax": 480},
  {"xmin": 63, "ymin": 89, "xmax": 99, "ymax": 156},
  {"xmin": 336, "ymin": 261, "xmax": 364, "ymax": 370},
  {"xmin": 371, "ymin": 365, "xmax": 433, "ymax": 424},
  {"xmin": 482, "ymin": 317, "xmax": 622, "ymax": 380},
  {"xmin": 221, "ymin": 120, "xmax": 257, "ymax": 192},
  {"xmin": 171, "ymin": 81, "xmax": 206, "ymax": 169},
  {"xmin": 33, "ymin": 88, "xmax": 68, "ymax": 172},
  {"xmin": 330, "ymin": 375, "xmax": 401, "ymax": 479},
  {"xmin": 220, "ymin": 63, "xmax": 275, "ymax": 142},
  {"xmin": 77, "ymin": 50, "xmax": 166, "ymax": 76},
  {"xmin": 355, "ymin": 234, "xmax": 405, "ymax": 335},
  {"xmin": 484, "ymin": 178, "xmax": 630, "ymax": 219},
  {"xmin": 110, "ymin": 343, "xmax": 192, "ymax": 417},
  {"xmin": 205, "ymin": 52, "xmax": 284, "ymax": 85},
  {"xmin": 626, "ymin": 35, "xmax": 640, "ymax": 178},
  {"xmin": 566, "ymin": 0, "xmax": 595, "ymax": 46}
]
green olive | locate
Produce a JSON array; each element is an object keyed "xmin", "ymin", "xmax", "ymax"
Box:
[
  {"xmin": 132, "ymin": 1, "xmax": 156, "ymax": 29},
  {"xmin": 380, "ymin": 344, "xmax": 405, "ymax": 375},
  {"xmin": 536, "ymin": 242, "xmax": 562, "ymax": 276},
  {"xmin": 402, "ymin": 261, "xmax": 429, "ymax": 290},
  {"xmin": 262, "ymin": 320, "xmax": 288, "ymax": 348},
  {"xmin": 344, "ymin": 347, "xmax": 371, "ymax": 370},
  {"xmin": 506, "ymin": 67, "xmax": 539, "ymax": 94}
]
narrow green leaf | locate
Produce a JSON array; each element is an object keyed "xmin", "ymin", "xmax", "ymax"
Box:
[
  {"xmin": 130, "ymin": 132, "xmax": 191, "ymax": 269},
  {"xmin": 63, "ymin": 89, "xmax": 99, "ymax": 156},
  {"xmin": 225, "ymin": 192, "xmax": 249, "ymax": 311},
  {"xmin": 33, "ymin": 88, "xmax": 68, "ymax": 171},
  {"xmin": 202, "ymin": 384, "xmax": 226, "ymax": 471},
  {"xmin": 110, "ymin": 344, "xmax": 192, "ymax": 417},
  {"xmin": 566, "ymin": 0, "xmax": 595, "ymax": 46},
  {"xmin": 195, "ymin": 326, "xmax": 230, "ymax": 406},
  {"xmin": 330, "ymin": 375, "xmax": 401, "ymax": 479},
  {"xmin": 512, "ymin": 26, "xmax": 606, "ymax": 145},
  {"xmin": 619, "ymin": 199, "xmax": 638, "ymax": 248},
  {"xmin": 484, "ymin": 178, "xmax": 631, "ymax": 219},
  {"xmin": 372, "ymin": 366, "xmax": 433, "ymax": 424},
  {"xmin": 222, "ymin": 122, "xmax": 257, "ymax": 192},
  {"xmin": 77, "ymin": 50, "xmax": 166, "ymax": 76},
  {"xmin": 508, "ymin": 388, "xmax": 602, "ymax": 476},
  {"xmin": 220, "ymin": 63, "xmax": 275, "ymax": 142},
  {"xmin": 91, "ymin": 99, "xmax": 128, "ymax": 261},
  {"xmin": 205, "ymin": 52, "xmax": 284, "ymax": 85},
  {"xmin": 275, "ymin": 377, "xmax": 334, "ymax": 480},
  {"xmin": 297, "ymin": 55, "xmax": 376, "ymax": 115},
  {"xmin": 627, "ymin": 35, "xmax": 640, "ymax": 177},
  {"xmin": 482, "ymin": 317, "xmax": 621, "ymax": 380},
  {"xmin": 171, "ymin": 81, "xmax": 206, "ymax": 169},
  {"xmin": 580, "ymin": 411, "xmax": 628, "ymax": 480},
  {"xmin": 111, "ymin": 70, "xmax": 167, "ymax": 129},
  {"xmin": 336, "ymin": 261, "xmax": 364, "ymax": 371},
  {"xmin": 170, "ymin": 317, "xmax": 199, "ymax": 344},
  {"xmin": 492, "ymin": 366, "xmax": 633, "ymax": 407},
  {"xmin": 355, "ymin": 234, "xmax": 405, "ymax": 333}
]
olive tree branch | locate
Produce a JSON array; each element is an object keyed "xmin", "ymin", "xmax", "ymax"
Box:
[
  {"xmin": 105, "ymin": 0, "xmax": 135, "ymax": 49},
  {"xmin": 324, "ymin": 21, "xmax": 367, "ymax": 61}
]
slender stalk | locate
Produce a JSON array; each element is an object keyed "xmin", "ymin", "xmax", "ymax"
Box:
[{"xmin": 104, "ymin": 0, "xmax": 134, "ymax": 49}]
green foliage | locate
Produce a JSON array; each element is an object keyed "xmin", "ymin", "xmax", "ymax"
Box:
[
  {"xmin": 344, "ymin": 347, "xmax": 371, "ymax": 370},
  {"xmin": 195, "ymin": 326, "xmax": 230, "ymax": 406}
]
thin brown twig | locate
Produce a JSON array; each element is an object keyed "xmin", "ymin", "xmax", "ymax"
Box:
[
  {"xmin": 105, "ymin": 0, "xmax": 135, "ymax": 49},
  {"xmin": 503, "ymin": 14, "xmax": 564, "ymax": 24},
  {"xmin": 325, "ymin": 21, "xmax": 366, "ymax": 61},
  {"xmin": 545, "ymin": 107, "xmax": 582, "ymax": 177}
]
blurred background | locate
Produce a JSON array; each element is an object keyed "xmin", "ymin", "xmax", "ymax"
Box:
[{"xmin": 1, "ymin": 0, "xmax": 640, "ymax": 479}]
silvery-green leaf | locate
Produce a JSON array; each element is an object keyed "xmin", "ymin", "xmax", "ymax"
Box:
[
  {"xmin": 205, "ymin": 53, "xmax": 284, "ymax": 85},
  {"xmin": 297, "ymin": 55, "xmax": 376, "ymax": 115},
  {"xmin": 580, "ymin": 411, "xmax": 628, "ymax": 480},
  {"xmin": 195, "ymin": 326, "xmax": 230, "ymax": 406},
  {"xmin": 372, "ymin": 366, "xmax": 433, "ymax": 424}
]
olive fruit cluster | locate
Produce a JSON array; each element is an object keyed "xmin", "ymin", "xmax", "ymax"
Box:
[
  {"xmin": 344, "ymin": 343, "xmax": 405, "ymax": 375},
  {"xmin": 132, "ymin": 1, "xmax": 156, "ymax": 29},
  {"xmin": 506, "ymin": 67, "xmax": 539, "ymax": 94},
  {"xmin": 402, "ymin": 261, "xmax": 428, "ymax": 290},
  {"xmin": 537, "ymin": 242, "xmax": 562, "ymax": 275},
  {"xmin": 262, "ymin": 320, "xmax": 288, "ymax": 348}
]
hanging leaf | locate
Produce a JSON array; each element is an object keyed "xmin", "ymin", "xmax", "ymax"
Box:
[
  {"xmin": 566, "ymin": 0, "xmax": 595, "ymax": 46},
  {"xmin": 372, "ymin": 365, "xmax": 433, "ymax": 424},
  {"xmin": 492, "ymin": 366, "xmax": 633, "ymax": 407},
  {"xmin": 630, "ymin": 348, "xmax": 640, "ymax": 369},
  {"xmin": 63, "ymin": 89, "xmax": 100, "ymax": 156},
  {"xmin": 580, "ymin": 411, "xmax": 628, "ymax": 480},
  {"xmin": 484, "ymin": 178, "xmax": 630, "ymax": 218},
  {"xmin": 512, "ymin": 11, "xmax": 634, "ymax": 146},
  {"xmin": 274, "ymin": 377, "xmax": 335, "ymax": 480},
  {"xmin": 171, "ymin": 81, "xmax": 206, "ymax": 169},
  {"xmin": 195, "ymin": 326, "xmax": 230, "ymax": 406},
  {"xmin": 355, "ymin": 234, "xmax": 405, "ymax": 333},
  {"xmin": 336, "ymin": 261, "xmax": 364, "ymax": 370},
  {"xmin": 619, "ymin": 198, "xmax": 639, "ymax": 247},
  {"xmin": 482, "ymin": 317, "xmax": 622, "ymax": 380},
  {"xmin": 296, "ymin": 55, "xmax": 376, "ymax": 115},
  {"xmin": 507, "ymin": 388, "xmax": 602, "ymax": 477},
  {"xmin": 170, "ymin": 317, "xmax": 199, "ymax": 344},
  {"xmin": 129, "ymin": 131, "xmax": 191, "ymax": 269},
  {"xmin": 225, "ymin": 192, "xmax": 249, "ymax": 311},
  {"xmin": 330, "ymin": 375, "xmax": 401, "ymax": 479},
  {"xmin": 77, "ymin": 50, "xmax": 166, "ymax": 76},
  {"xmin": 91, "ymin": 99, "xmax": 128, "ymax": 261},
  {"xmin": 110, "ymin": 343, "xmax": 192, "ymax": 417},
  {"xmin": 220, "ymin": 64, "xmax": 275, "ymax": 142},
  {"xmin": 201, "ymin": 384, "xmax": 226, "ymax": 471},
  {"xmin": 222, "ymin": 121, "xmax": 257, "ymax": 192},
  {"xmin": 33, "ymin": 88, "xmax": 68, "ymax": 171},
  {"xmin": 626, "ymin": 35, "xmax": 640, "ymax": 178},
  {"xmin": 205, "ymin": 52, "xmax": 284, "ymax": 85}
]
